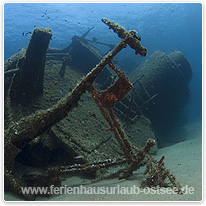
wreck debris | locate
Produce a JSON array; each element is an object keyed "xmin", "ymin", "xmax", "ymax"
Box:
[
  {"xmin": 80, "ymin": 26, "xmax": 94, "ymax": 40},
  {"xmin": 101, "ymin": 18, "xmax": 147, "ymax": 56},
  {"xmin": 4, "ymin": 50, "xmax": 26, "ymax": 100},
  {"xmin": 47, "ymin": 140, "xmax": 153, "ymax": 179},
  {"xmin": 47, "ymin": 27, "xmax": 115, "ymax": 87},
  {"xmin": 11, "ymin": 27, "xmax": 52, "ymax": 103},
  {"xmin": 47, "ymin": 35, "xmax": 104, "ymax": 75},
  {"xmin": 5, "ymin": 20, "xmax": 137, "ymax": 159},
  {"xmin": 88, "ymin": 84, "xmax": 134, "ymax": 161},
  {"xmin": 4, "ymin": 73, "xmax": 15, "ymax": 125},
  {"xmin": 140, "ymin": 153, "xmax": 183, "ymax": 194},
  {"xmin": 4, "ymin": 19, "xmax": 182, "ymax": 200},
  {"xmin": 80, "ymin": 25, "xmax": 115, "ymax": 50},
  {"xmin": 4, "ymin": 20, "xmax": 136, "ymax": 200},
  {"xmin": 59, "ymin": 48, "xmax": 72, "ymax": 77},
  {"xmin": 47, "ymin": 137, "xmax": 182, "ymax": 195},
  {"xmin": 4, "ymin": 48, "xmax": 26, "ymax": 72},
  {"xmin": 115, "ymin": 50, "xmax": 192, "ymax": 141},
  {"xmin": 86, "ymin": 38, "xmax": 115, "ymax": 50},
  {"xmin": 48, "ymin": 157, "xmax": 128, "ymax": 177}
]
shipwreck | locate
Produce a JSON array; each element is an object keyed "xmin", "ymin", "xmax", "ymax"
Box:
[{"xmin": 4, "ymin": 18, "xmax": 192, "ymax": 200}]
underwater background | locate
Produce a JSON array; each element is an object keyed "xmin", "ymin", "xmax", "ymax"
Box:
[{"xmin": 4, "ymin": 2, "xmax": 202, "ymax": 128}]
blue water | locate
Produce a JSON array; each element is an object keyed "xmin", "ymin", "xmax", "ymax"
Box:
[{"xmin": 4, "ymin": 3, "xmax": 202, "ymax": 125}]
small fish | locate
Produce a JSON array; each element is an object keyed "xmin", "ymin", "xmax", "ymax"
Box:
[
  {"xmin": 18, "ymin": 48, "xmax": 21, "ymax": 51},
  {"xmin": 65, "ymin": 20, "xmax": 68, "ymax": 22},
  {"xmin": 41, "ymin": 15, "xmax": 44, "ymax": 17},
  {"xmin": 34, "ymin": 25, "xmax": 36, "ymax": 27},
  {"xmin": 28, "ymin": 32, "xmax": 31, "ymax": 34},
  {"xmin": 90, "ymin": 113, "xmax": 98, "ymax": 120},
  {"xmin": 22, "ymin": 32, "xmax": 24, "ymax": 36},
  {"xmin": 78, "ymin": 22, "xmax": 80, "ymax": 24},
  {"xmin": 61, "ymin": 44, "xmax": 63, "ymax": 46}
]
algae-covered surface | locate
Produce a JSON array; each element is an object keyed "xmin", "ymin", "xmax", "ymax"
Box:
[{"xmin": 4, "ymin": 56, "xmax": 158, "ymax": 198}]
